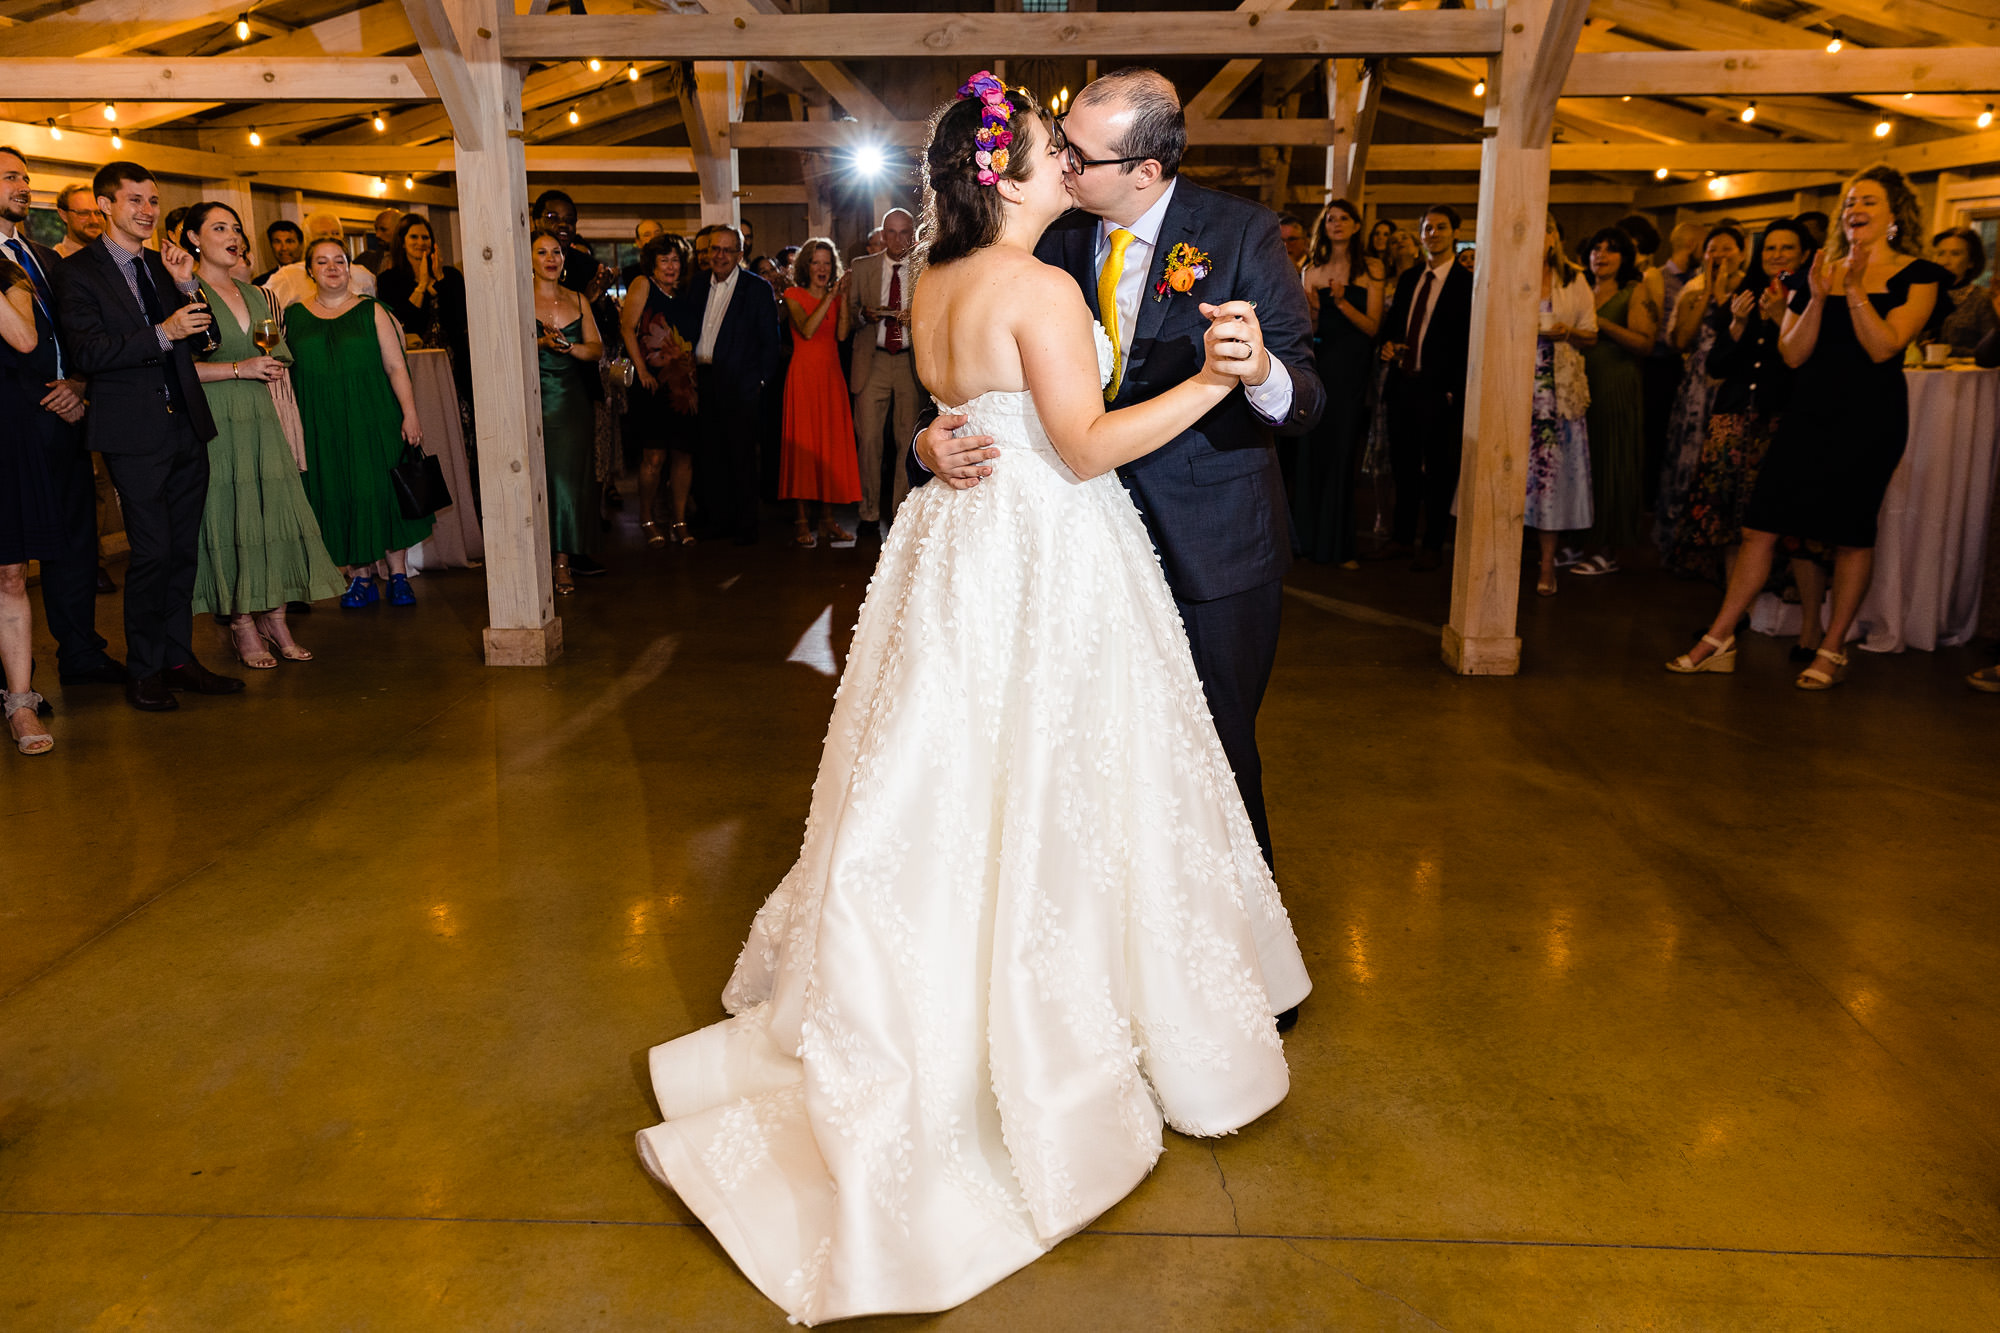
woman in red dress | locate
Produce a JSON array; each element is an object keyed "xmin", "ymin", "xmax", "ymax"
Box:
[{"xmin": 780, "ymin": 239, "xmax": 861, "ymax": 547}]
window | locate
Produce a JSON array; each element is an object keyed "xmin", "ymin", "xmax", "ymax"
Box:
[{"xmin": 1021, "ymin": 0, "xmax": 1068, "ymax": 11}]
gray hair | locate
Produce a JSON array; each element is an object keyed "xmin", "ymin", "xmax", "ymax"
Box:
[{"xmin": 1071, "ymin": 67, "xmax": 1185, "ymax": 180}]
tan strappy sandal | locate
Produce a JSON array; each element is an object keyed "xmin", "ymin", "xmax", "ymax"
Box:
[
  {"xmin": 1795, "ymin": 646, "xmax": 1848, "ymax": 691},
  {"xmin": 1666, "ymin": 633, "xmax": 1736, "ymax": 674},
  {"xmin": 5, "ymin": 690, "xmax": 54, "ymax": 756}
]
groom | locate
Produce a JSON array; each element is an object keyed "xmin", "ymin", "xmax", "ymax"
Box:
[{"xmin": 918, "ymin": 67, "xmax": 1324, "ymax": 878}]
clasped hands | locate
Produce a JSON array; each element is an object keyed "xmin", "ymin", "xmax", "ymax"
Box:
[{"xmin": 917, "ymin": 300, "xmax": 1271, "ymax": 490}]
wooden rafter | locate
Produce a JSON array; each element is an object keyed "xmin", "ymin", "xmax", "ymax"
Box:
[
  {"xmin": 1565, "ymin": 48, "xmax": 2000, "ymax": 99},
  {"xmin": 0, "ymin": 57, "xmax": 434, "ymax": 102},
  {"xmin": 401, "ymin": 0, "xmax": 484, "ymax": 151}
]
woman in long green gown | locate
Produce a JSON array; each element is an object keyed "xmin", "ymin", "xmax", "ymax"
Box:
[
  {"xmin": 530, "ymin": 224, "xmax": 604, "ymax": 595},
  {"xmin": 179, "ymin": 203, "xmax": 344, "ymax": 666},
  {"xmin": 1573, "ymin": 227, "xmax": 1658, "ymax": 576},
  {"xmin": 288, "ymin": 238, "xmax": 434, "ymax": 608}
]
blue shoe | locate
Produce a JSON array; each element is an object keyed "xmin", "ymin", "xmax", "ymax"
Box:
[
  {"xmin": 338, "ymin": 575, "xmax": 377, "ymax": 609},
  {"xmin": 386, "ymin": 573, "xmax": 416, "ymax": 607}
]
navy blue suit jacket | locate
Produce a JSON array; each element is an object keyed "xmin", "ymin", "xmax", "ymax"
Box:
[
  {"xmin": 55, "ymin": 237, "xmax": 216, "ymax": 452},
  {"xmin": 701, "ymin": 267, "xmax": 783, "ymax": 405},
  {"xmin": 1035, "ymin": 182, "xmax": 1324, "ymax": 603}
]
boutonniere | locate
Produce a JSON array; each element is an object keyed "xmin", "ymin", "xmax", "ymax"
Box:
[{"xmin": 1153, "ymin": 242, "xmax": 1212, "ymax": 302}]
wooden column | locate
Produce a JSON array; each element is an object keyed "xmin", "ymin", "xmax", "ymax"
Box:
[
  {"xmin": 445, "ymin": 0, "xmax": 560, "ymax": 665},
  {"xmin": 200, "ymin": 177, "xmax": 256, "ymax": 235},
  {"xmin": 684, "ymin": 62, "xmax": 742, "ymax": 228},
  {"xmin": 1325, "ymin": 56, "xmax": 1376, "ymax": 208},
  {"xmin": 1443, "ymin": 0, "xmax": 1589, "ymax": 676}
]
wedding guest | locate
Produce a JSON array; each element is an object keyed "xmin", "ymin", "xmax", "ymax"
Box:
[
  {"xmin": 1386, "ymin": 227, "xmax": 1421, "ymax": 284},
  {"xmin": 693, "ymin": 226, "xmax": 716, "ymax": 275},
  {"xmin": 1366, "ymin": 218, "xmax": 1394, "ymax": 272},
  {"xmin": 1655, "ymin": 223, "xmax": 1745, "ymax": 568},
  {"xmin": 620, "ymin": 234, "xmax": 700, "ymax": 548},
  {"xmin": 531, "ymin": 189, "xmax": 609, "ymax": 296},
  {"xmin": 0, "ymin": 252, "xmax": 56, "ymax": 751},
  {"xmin": 530, "ymin": 223, "xmax": 605, "ymax": 593},
  {"xmin": 863, "ymin": 226, "xmax": 886, "ymax": 257},
  {"xmin": 1358, "ymin": 219, "xmax": 1410, "ymax": 534},
  {"xmin": 178, "ymin": 203, "xmax": 343, "ymax": 666},
  {"xmin": 1277, "ymin": 213, "xmax": 1309, "ymax": 269},
  {"xmin": 1295, "ymin": 198, "xmax": 1382, "ymax": 567},
  {"xmin": 376, "ymin": 213, "xmax": 470, "ymax": 422},
  {"xmin": 359, "ymin": 208, "xmax": 402, "ymax": 277},
  {"xmin": 287, "ymin": 237, "xmax": 431, "ymax": 608},
  {"xmin": 1455, "ymin": 245, "xmax": 1476, "ymax": 273},
  {"xmin": 254, "ymin": 219, "xmax": 301, "ymax": 285},
  {"xmin": 1668, "ymin": 166, "xmax": 1945, "ymax": 689},
  {"xmin": 1613, "ymin": 212, "xmax": 1660, "ymax": 272},
  {"xmin": 57, "ymin": 160, "xmax": 240, "ymax": 712},
  {"xmin": 1526, "ymin": 215, "xmax": 1596, "ymax": 597},
  {"xmin": 53, "ymin": 185, "xmax": 103, "ymax": 258},
  {"xmin": 1378, "ymin": 204, "xmax": 1472, "ymax": 569},
  {"xmin": 691, "ymin": 224, "xmax": 782, "ymax": 544},
  {"xmin": 1671, "ymin": 220, "xmax": 1806, "ymax": 590},
  {"xmin": 1794, "ymin": 211, "xmax": 1830, "ymax": 252},
  {"xmin": 265, "ymin": 212, "xmax": 374, "ymax": 309},
  {"xmin": 1639, "ymin": 220, "xmax": 1703, "ymax": 507},
  {"xmin": 779, "ymin": 238, "xmax": 860, "ymax": 549},
  {"xmin": 621, "ymin": 218, "xmax": 666, "ymax": 288},
  {"xmin": 1932, "ymin": 227, "xmax": 1997, "ymax": 353},
  {"xmin": 1572, "ymin": 227, "xmax": 1656, "ymax": 576},
  {"xmin": 0, "ymin": 146, "xmax": 118, "ymax": 694},
  {"xmin": 842, "ymin": 208, "xmax": 921, "ymax": 539}
]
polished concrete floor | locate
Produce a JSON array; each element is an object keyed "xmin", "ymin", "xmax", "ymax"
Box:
[{"xmin": 6, "ymin": 501, "xmax": 1999, "ymax": 1331}]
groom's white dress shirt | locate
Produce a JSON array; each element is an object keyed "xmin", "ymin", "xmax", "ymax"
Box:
[{"xmin": 1091, "ymin": 177, "xmax": 1292, "ymax": 423}]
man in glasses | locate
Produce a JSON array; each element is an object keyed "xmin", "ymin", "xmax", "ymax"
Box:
[
  {"xmin": 54, "ymin": 185, "xmax": 104, "ymax": 258},
  {"xmin": 689, "ymin": 224, "xmax": 782, "ymax": 544},
  {"xmin": 532, "ymin": 189, "xmax": 613, "ymax": 296},
  {"xmin": 915, "ymin": 72, "xmax": 1323, "ymax": 1023}
]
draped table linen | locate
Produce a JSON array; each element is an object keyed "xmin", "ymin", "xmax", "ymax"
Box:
[{"xmin": 407, "ymin": 348, "xmax": 483, "ymax": 570}]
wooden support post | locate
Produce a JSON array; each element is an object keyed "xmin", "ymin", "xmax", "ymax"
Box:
[
  {"xmin": 200, "ymin": 178, "xmax": 256, "ymax": 236},
  {"xmin": 1326, "ymin": 57, "xmax": 1375, "ymax": 207},
  {"xmin": 446, "ymin": 0, "xmax": 560, "ymax": 665},
  {"xmin": 1444, "ymin": 0, "xmax": 1589, "ymax": 677},
  {"xmin": 683, "ymin": 62, "xmax": 742, "ymax": 227}
]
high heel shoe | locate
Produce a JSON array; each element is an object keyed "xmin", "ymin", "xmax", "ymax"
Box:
[
  {"xmin": 793, "ymin": 518, "xmax": 818, "ymax": 549},
  {"xmin": 4, "ymin": 690, "xmax": 53, "ymax": 756},
  {"xmin": 821, "ymin": 519, "xmax": 856, "ymax": 549},
  {"xmin": 1795, "ymin": 646, "xmax": 1848, "ymax": 690},
  {"xmin": 554, "ymin": 562, "xmax": 576, "ymax": 596},
  {"xmin": 253, "ymin": 612, "xmax": 312, "ymax": 662},
  {"xmin": 1666, "ymin": 633, "xmax": 1736, "ymax": 674},
  {"xmin": 642, "ymin": 520, "xmax": 668, "ymax": 549},
  {"xmin": 231, "ymin": 616, "xmax": 278, "ymax": 670},
  {"xmin": 669, "ymin": 522, "xmax": 694, "ymax": 547}
]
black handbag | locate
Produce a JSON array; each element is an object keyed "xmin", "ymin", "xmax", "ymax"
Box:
[{"xmin": 389, "ymin": 442, "xmax": 451, "ymax": 520}]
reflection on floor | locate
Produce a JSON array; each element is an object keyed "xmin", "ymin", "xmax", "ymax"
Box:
[{"xmin": 5, "ymin": 510, "xmax": 1998, "ymax": 1330}]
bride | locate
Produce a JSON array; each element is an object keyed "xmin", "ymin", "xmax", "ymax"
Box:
[{"xmin": 635, "ymin": 74, "xmax": 1311, "ymax": 1325}]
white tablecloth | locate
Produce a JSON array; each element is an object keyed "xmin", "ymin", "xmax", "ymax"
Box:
[
  {"xmin": 1751, "ymin": 366, "xmax": 2000, "ymax": 652},
  {"xmin": 407, "ymin": 348, "xmax": 484, "ymax": 570}
]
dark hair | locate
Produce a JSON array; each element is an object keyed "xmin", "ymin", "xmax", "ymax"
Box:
[
  {"xmin": 92, "ymin": 161, "xmax": 152, "ymax": 205},
  {"xmin": 385, "ymin": 212, "xmax": 435, "ymax": 286},
  {"xmin": 0, "ymin": 252, "xmax": 30, "ymax": 297},
  {"xmin": 638, "ymin": 232, "xmax": 691, "ymax": 294},
  {"xmin": 1612, "ymin": 212, "xmax": 1660, "ymax": 258},
  {"xmin": 790, "ymin": 236, "xmax": 842, "ymax": 290},
  {"xmin": 1424, "ymin": 204, "xmax": 1462, "ymax": 232},
  {"xmin": 1757, "ymin": 219, "xmax": 1812, "ymax": 271},
  {"xmin": 1793, "ymin": 210, "xmax": 1830, "ymax": 243},
  {"xmin": 0, "ymin": 145, "xmax": 26, "ymax": 170},
  {"xmin": 1070, "ymin": 66, "xmax": 1185, "ymax": 180},
  {"xmin": 176, "ymin": 200, "xmax": 242, "ymax": 260},
  {"xmin": 530, "ymin": 189, "xmax": 575, "ymax": 219},
  {"xmin": 1932, "ymin": 226, "xmax": 1987, "ymax": 284},
  {"xmin": 917, "ymin": 85, "xmax": 1046, "ymax": 269},
  {"xmin": 162, "ymin": 207, "xmax": 189, "ymax": 249},
  {"xmin": 266, "ymin": 219, "xmax": 303, "ymax": 244},
  {"xmin": 529, "ymin": 220, "xmax": 566, "ymax": 252},
  {"xmin": 1584, "ymin": 227, "xmax": 1641, "ymax": 287},
  {"xmin": 1305, "ymin": 198, "xmax": 1368, "ymax": 273},
  {"xmin": 1703, "ymin": 223, "xmax": 1747, "ymax": 259},
  {"xmin": 1366, "ymin": 219, "xmax": 1393, "ymax": 256},
  {"xmin": 1276, "ymin": 213, "xmax": 1304, "ymax": 232}
]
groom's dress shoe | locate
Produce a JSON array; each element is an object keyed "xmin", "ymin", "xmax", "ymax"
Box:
[
  {"xmin": 59, "ymin": 660, "xmax": 128, "ymax": 687},
  {"xmin": 127, "ymin": 674, "xmax": 179, "ymax": 712},
  {"xmin": 164, "ymin": 661, "xmax": 245, "ymax": 695},
  {"xmin": 1275, "ymin": 1004, "xmax": 1301, "ymax": 1034}
]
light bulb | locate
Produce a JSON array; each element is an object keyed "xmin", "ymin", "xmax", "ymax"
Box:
[
  {"xmin": 46, "ymin": 119, "xmax": 62, "ymax": 141},
  {"xmin": 373, "ymin": 112, "xmax": 387, "ymax": 132},
  {"xmin": 1874, "ymin": 118, "xmax": 1892, "ymax": 137},
  {"xmin": 1621, "ymin": 95, "xmax": 1632, "ymax": 102},
  {"xmin": 1740, "ymin": 101, "xmax": 1756, "ymax": 124},
  {"xmin": 1654, "ymin": 167, "xmax": 1669, "ymax": 180},
  {"xmin": 626, "ymin": 63, "xmax": 639, "ymax": 82},
  {"xmin": 1980, "ymin": 105, "xmax": 1994, "ymax": 130},
  {"xmin": 374, "ymin": 178, "xmax": 388, "ymax": 195},
  {"xmin": 568, "ymin": 104, "xmax": 581, "ymax": 125},
  {"xmin": 235, "ymin": 13, "xmax": 249, "ymax": 40},
  {"xmin": 103, "ymin": 102, "xmax": 117, "ymax": 122},
  {"xmin": 1903, "ymin": 92, "xmax": 1914, "ymax": 100},
  {"xmin": 588, "ymin": 58, "xmax": 601, "ymax": 72},
  {"xmin": 1472, "ymin": 79, "xmax": 1486, "ymax": 98},
  {"xmin": 404, "ymin": 175, "xmax": 415, "ymax": 190},
  {"xmin": 1825, "ymin": 33, "xmax": 1843, "ymax": 54},
  {"xmin": 248, "ymin": 127, "xmax": 262, "ymax": 146},
  {"xmin": 1058, "ymin": 87, "xmax": 1069, "ymax": 106},
  {"xmin": 110, "ymin": 134, "xmax": 121, "ymax": 149}
]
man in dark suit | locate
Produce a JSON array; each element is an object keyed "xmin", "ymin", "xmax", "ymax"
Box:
[
  {"xmin": 917, "ymin": 68, "xmax": 1324, "ymax": 886},
  {"xmin": 55, "ymin": 161, "xmax": 239, "ymax": 712},
  {"xmin": 1378, "ymin": 204, "xmax": 1474, "ymax": 570},
  {"xmin": 0, "ymin": 145, "xmax": 123, "ymax": 696},
  {"xmin": 690, "ymin": 224, "xmax": 783, "ymax": 544}
]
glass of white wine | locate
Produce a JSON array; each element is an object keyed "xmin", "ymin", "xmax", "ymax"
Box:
[{"xmin": 252, "ymin": 318, "xmax": 280, "ymax": 353}]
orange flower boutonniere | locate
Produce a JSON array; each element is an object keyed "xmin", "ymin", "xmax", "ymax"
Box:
[{"xmin": 1154, "ymin": 242, "xmax": 1213, "ymax": 302}]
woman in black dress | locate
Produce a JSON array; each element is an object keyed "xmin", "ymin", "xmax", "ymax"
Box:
[
  {"xmin": 376, "ymin": 214, "xmax": 470, "ymax": 408},
  {"xmin": 618, "ymin": 233, "xmax": 701, "ymax": 546},
  {"xmin": 1294, "ymin": 198, "xmax": 1384, "ymax": 566},
  {"xmin": 0, "ymin": 254, "xmax": 57, "ymax": 754},
  {"xmin": 1667, "ymin": 165, "xmax": 1946, "ymax": 689}
]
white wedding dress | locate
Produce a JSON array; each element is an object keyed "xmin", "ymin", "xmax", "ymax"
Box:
[{"xmin": 636, "ymin": 322, "xmax": 1311, "ymax": 1325}]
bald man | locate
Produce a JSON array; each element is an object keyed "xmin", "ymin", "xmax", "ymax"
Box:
[
  {"xmin": 841, "ymin": 208, "xmax": 920, "ymax": 534},
  {"xmin": 263, "ymin": 210, "xmax": 376, "ymax": 308}
]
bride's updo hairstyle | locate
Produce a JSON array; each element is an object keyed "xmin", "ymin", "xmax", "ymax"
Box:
[{"xmin": 917, "ymin": 80, "xmax": 1046, "ymax": 269}]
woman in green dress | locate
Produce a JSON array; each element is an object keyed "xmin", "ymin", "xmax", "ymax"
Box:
[
  {"xmin": 531, "ymin": 223, "xmax": 604, "ymax": 595},
  {"xmin": 178, "ymin": 203, "xmax": 345, "ymax": 665},
  {"xmin": 1572, "ymin": 227, "xmax": 1658, "ymax": 576},
  {"xmin": 289, "ymin": 237, "xmax": 433, "ymax": 608}
]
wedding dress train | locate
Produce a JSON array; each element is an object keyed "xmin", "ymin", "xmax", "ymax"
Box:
[{"xmin": 636, "ymin": 324, "xmax": 1311, "ymax": 1324}]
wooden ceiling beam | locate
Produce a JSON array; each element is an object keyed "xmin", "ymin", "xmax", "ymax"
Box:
[
  {"xmin": 1565, "ymin": 47, "xmax": 2000, "ymax": 99},
  {"xmin": 227, "ymin": 145, "xmax": 700, "ymax": 175},
  {"xmin": 497, "ymin": 10, "xmax": 1508, "ymax": 61},
  {"xmin": 0, "ymin": 57, "xmax": 435, "ymax": 103},
  {"xmin": 1184, "ymin": 0, "xmax": 1305, "ymax": 122},
  {"xmin": 725, "ymin": 117, "xmax": 1349, "ymax": 150},
  {"xmin": 1368, "ymin": 141, "xmax": 1864, "ymax": 171},
  {"xmin": 3, "ymin": 0, "xmax": 241, "ymax": 59},
  {"xmin": 1800, "ymin": 0, "xmax": 2000, "ymax": 49}
]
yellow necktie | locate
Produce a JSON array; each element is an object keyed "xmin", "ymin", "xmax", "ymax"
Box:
[{"xmin": 1098, "ymin": 228, "xmax": 1135, "ymax": 401}]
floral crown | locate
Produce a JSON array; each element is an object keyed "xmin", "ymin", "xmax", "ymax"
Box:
[{"xmin": 957, "ymin": 70, "xmax": 1014, "ymax": 186}]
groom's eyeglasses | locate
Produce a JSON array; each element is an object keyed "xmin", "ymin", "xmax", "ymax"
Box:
[{"xmin": 1052, "ymin": 117, "xmax": 1149, "ymax": 176}]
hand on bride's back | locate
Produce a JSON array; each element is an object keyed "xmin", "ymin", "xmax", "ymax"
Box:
[{"xmin": 917, "ymin": 414, "xmax": 999, "ymax": 489}]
